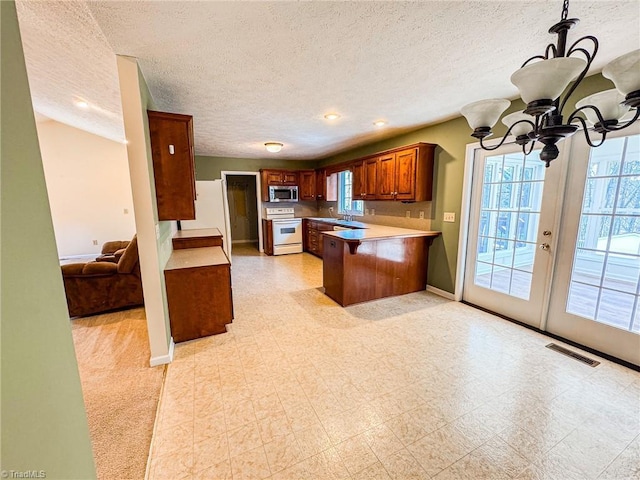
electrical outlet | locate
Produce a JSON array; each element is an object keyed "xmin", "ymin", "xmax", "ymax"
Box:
[
  {"xmin": 406, "ymin": 210, "xmax": 411, "ymax": 218},
  {"xmin": 371, "ymin": 209, "xmax": 375, "ymax": 216},
  {"xmin": 329, "ymin": 207, "xmax": 334, "ymax": 213},
  {"xmin": 443, "ymin": 212, "xmax": 456, "ymax": 223},
  {"xmin": 92, "ymin": 240, "xmax": 98, "ymax": 245},
  {"xmin": 365, "ymin": 208, "xmax": 370, "ymax": 215},
  {"xmin": 419, "ymin": 210, "xmax": 425, "ymax": 219}
]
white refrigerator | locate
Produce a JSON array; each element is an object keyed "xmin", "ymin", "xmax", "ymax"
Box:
[{"xmin": 180, "ymin": 180, "xmax": 232, "ymax": 259}]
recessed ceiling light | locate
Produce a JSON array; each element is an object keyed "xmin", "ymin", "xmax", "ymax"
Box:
[
  {"xmin": 74, "ymin": 99, "xmax": 89, "ymax": 109},
  {"xmin": 324, "ymin": 113, "xmax": 340, "ymax": 120},
  {"xmin": 373, "ymin": 120, "xmax": 387, "ymax": 127},
  {"xmin": 265, "ymin": 142, "xmax": 283, "ymax": 153}
]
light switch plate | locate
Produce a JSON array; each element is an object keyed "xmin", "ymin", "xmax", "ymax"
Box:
[
  {"xmin": 371, "ymin": 209, "xmax": 375, "ymax": 215},
  {"xmin": 443, "ymin": 212, "xmax": 456, "ymax": 223}
]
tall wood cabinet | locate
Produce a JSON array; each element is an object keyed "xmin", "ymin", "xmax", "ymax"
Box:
[{"xmin": 147, "ymin": 110, "xmax": 196, "ymax": 220}]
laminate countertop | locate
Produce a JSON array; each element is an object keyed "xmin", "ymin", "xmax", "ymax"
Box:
[
  {"xmin": 173, "ymin": 228, "xmax": 222, "ymax": 240},
  {"xmin": 165, "ymin": 246, "xmax": 229, "ymax": 270},
  {"xmin": 304, "ymin": 218, "xmax": 440, "ymax": 241}
]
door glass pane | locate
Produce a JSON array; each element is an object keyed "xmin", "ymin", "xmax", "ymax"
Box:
[
  {"xmin": 566, "ymin": 134, "xmax": 640, "ymax": 333},
  {"xmin": 473, "ymin": 150, "xmax": 545, "ymax": 299}
]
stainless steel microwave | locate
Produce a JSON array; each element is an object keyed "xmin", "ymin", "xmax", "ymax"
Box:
[{"xmin": 269, "ymin": 185, "xmax": 298, "ymax": 202}]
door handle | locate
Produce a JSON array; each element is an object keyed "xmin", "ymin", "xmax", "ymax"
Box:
[{"xmin": 539, "ymin": 243, "xmax": 550, "ymax": 251}]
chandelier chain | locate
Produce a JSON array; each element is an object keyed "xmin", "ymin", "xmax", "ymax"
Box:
[{"xmin": 561, "ymin": 0, "xmax": 569, "ymax": 21}]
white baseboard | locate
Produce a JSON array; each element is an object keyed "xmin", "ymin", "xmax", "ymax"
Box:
[
  {"xmin": 426, "ymin": 285, "xmax": 456, "ymax": 300},
  {"xmin": 150, "ymin": 337, "xmax": 175, "ymax": 367}
]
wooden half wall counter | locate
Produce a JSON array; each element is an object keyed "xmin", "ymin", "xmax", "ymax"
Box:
[
  {"xmin": 322, "ymin": 226, "xmax": 441, "ymax": 306},
  {"xmin": 164, "ymin": 229, "xmax": 233, "ymax": 342}
]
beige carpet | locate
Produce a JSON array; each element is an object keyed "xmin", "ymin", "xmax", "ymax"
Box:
[{"xmin": 72, "ymin": 307, "xmax": 165, "ymax": 479}]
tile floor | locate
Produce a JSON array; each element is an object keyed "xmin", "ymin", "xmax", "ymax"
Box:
[{"xmin": 149, "ymin": 245, "xmax": 640, "ymax": 479}]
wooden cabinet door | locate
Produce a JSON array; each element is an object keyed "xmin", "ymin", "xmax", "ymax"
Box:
[
  {"xmin": 299, "ymin": 170, "xmax": 316, "ymax": 201},
  {"xmin": 265, "ymin": 170, "xmax": 283, "ymax": 185},
  {"xmin": 364, "ymin": 158, "xmax": 378, "ymax": 200},
  {"xmin": 376, "ymin": 154, "xmax": 396, "ymax": 200},
  {"xmin": 283, "ymin": 171, "xmax": 298, "ymax": 185},
  {"xmin": 148, "ymin": 110, "xmax": 196, "ymax": 220},
  {"xmin": 315, "ymin": 169, "xmax": 326, "ymax": 200},
  {"xmin": 395, "ymin": 148, "xmax": 417, "ymax": 201},
  {"xmin": 351, "ymin": 161, "xmax": 365, "ymax": 200}
]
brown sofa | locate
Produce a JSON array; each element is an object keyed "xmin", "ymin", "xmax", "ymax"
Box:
[
  {"xmin": 62, "ymin": 235, "xmax": 144, "ymax": 317},
  {"xmin": 95, "ymin": 239, "xmax": 130, "ymax": 263}
]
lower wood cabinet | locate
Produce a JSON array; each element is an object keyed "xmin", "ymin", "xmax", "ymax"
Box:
[
  {"xmin": 164, "ymin": 247, "xmax": 233, "ymax": 342},
  {"xmin": 262, "ymin": 219, "xmax": 273, "ymax": 255},
  {"xmin": 172, "ymin": 228, "xmax": 223, "ymax": 250}
]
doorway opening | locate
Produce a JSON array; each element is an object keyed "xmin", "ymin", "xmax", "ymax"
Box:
[{"xmin": 221, "ymin": 171, "xmax": 264, "ymax": 255}]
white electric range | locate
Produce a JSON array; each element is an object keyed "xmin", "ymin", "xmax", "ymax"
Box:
[{"xmin": 265, "ymin": 207, "xmax": 303, "ymax": 255}]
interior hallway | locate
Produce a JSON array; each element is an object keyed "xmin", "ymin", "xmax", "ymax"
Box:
[{"xmin": 149, "ymin": 244, "xmax": 640, "ymax": 479}]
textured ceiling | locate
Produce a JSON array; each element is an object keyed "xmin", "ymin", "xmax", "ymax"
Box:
[{"xmin": 16, "ymin": 1, "xmax": 640, "ymax": 160}]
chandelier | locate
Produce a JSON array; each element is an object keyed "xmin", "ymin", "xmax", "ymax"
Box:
[{"xmin": 460, "ymin": 0, "xmax": 640, "ymax": 167}]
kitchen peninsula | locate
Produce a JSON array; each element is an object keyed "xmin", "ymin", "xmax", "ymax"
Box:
[{"xmin": 317, "ymin": 221, "xmax": 440, "ymax": 306}]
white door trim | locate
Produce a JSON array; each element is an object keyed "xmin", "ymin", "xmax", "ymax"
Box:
[
  {"xmin": 221, "ymin": 170, "xmax": 263, "ymax": 253},
  {"xmin": 455, "ymin": 137, "xmax": 506, "ymax": 301}
]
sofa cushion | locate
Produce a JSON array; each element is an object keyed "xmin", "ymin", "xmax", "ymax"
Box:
[
  {"xmin": 83, "ymin": 262, "xmax": 118, "ymax": 275},
  {"xmin": 61, "ymin": 263, "xmax": 86, "ymax": 275},
  {"xmin": 101, "ymin": 240, "xmax": 130, "ymax": 255}
]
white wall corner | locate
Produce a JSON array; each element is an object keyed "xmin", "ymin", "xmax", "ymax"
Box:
[
  {"xmin": 426, "ymin": 284, "xmax": 456, "ymax": 300},
  {"xmin": 150, "ymin": 337, "xmax": 175, "ymax": 367}
]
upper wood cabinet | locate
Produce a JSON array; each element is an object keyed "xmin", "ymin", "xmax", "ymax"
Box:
[
  {"xmin": 147, "ymin": 110, "xmax": 196, "ymax": 220},
  {"xmin": 315, "ymin": 169, "xmax": 327, "ymax": 201},
  {"xmin": 259, "ymin": 169, "xmax": 300, "ymax": 201},
  {"xmin": 299, "ymin": 170, "xmax": 316, "ymax": 201},
  {"xmin": 350, "ymin": 143, "xmax": 435, "ymax": 202},
  {"xmin": 352, "ymin": 161, "xmax": 365, "ymax": 198}
]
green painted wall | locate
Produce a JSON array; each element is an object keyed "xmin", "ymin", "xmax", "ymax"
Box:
[
  {"xmin": 319, "ymin": 74, "xmax": 615, "ymax": 294},
  {"xmin": 196, "ymin": 155, "xmax": 314, "ymax": 180},
  {"xmin": 137, "ymin": 66, "xmax": 173, "ymax": 344},
  {"xmin": 1, "ymin": 1, "xmax": 96, "ymax": 477}
]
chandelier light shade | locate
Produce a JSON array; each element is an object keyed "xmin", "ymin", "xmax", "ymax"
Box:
[
  {"xmin": 575, "ymin": 89, "xmax": 629, "ymax": 126},
  {"xmin": 460, "ymin": 0, "xmax": 640, "ymax": 167},
  {"xmin": 502, "ymin": 112, "xmax": 535, "ymax": 138},
  {"xmin": 602, "ymin": 49, "xmax": 640, "ymax": 97},
  {"xmin": 460, "ymin": 99, "xmax": 511, "ymax": 132},
  {"xmin": 264, "ymin": 142, "xmax": 283, "ymax": 153},
  {"xmin": 510, "ymin": 57, "xmax": 586, "ymax": 106}
]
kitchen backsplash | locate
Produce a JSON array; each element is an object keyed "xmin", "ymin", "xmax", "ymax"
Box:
[
  {"xmin": 263, "ymin": 201, "xmax": 319, "ymax": 218},
  {"xmin": 317, "ymin": 200, "xmax": 433, "ymax": 230}
]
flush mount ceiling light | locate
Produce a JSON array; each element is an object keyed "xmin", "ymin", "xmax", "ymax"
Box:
[
  {"xmin": 264, "ymin": 142, "xmax": 283, "ymax": 153},
  {"xmin": 324, "ymin": 113, "xmax": 341, "ymax": 120},
  {"xmin": 74, "ymin": 98, "xmax": 89, "ymax": 109},
  {"xmin": 373, "ymin": 120, "xmax": 387, "ymax": 127},
  {"xmin": 460, "ymin": 0, "xmax": 640, "ymax": 167}
]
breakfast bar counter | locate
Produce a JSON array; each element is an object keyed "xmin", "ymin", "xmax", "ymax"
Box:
[{"xmin": 321, "ymin": 223, "xmax": 440, "ymax": 306}]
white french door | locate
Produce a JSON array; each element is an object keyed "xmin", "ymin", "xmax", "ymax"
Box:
[
  {"xmin": 547, "ymin": 127, "xmax": 640, "ymax": 366},
  {"xmin": 463, "ymin": 143, "xmax": 565, "ymax": 327}
]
